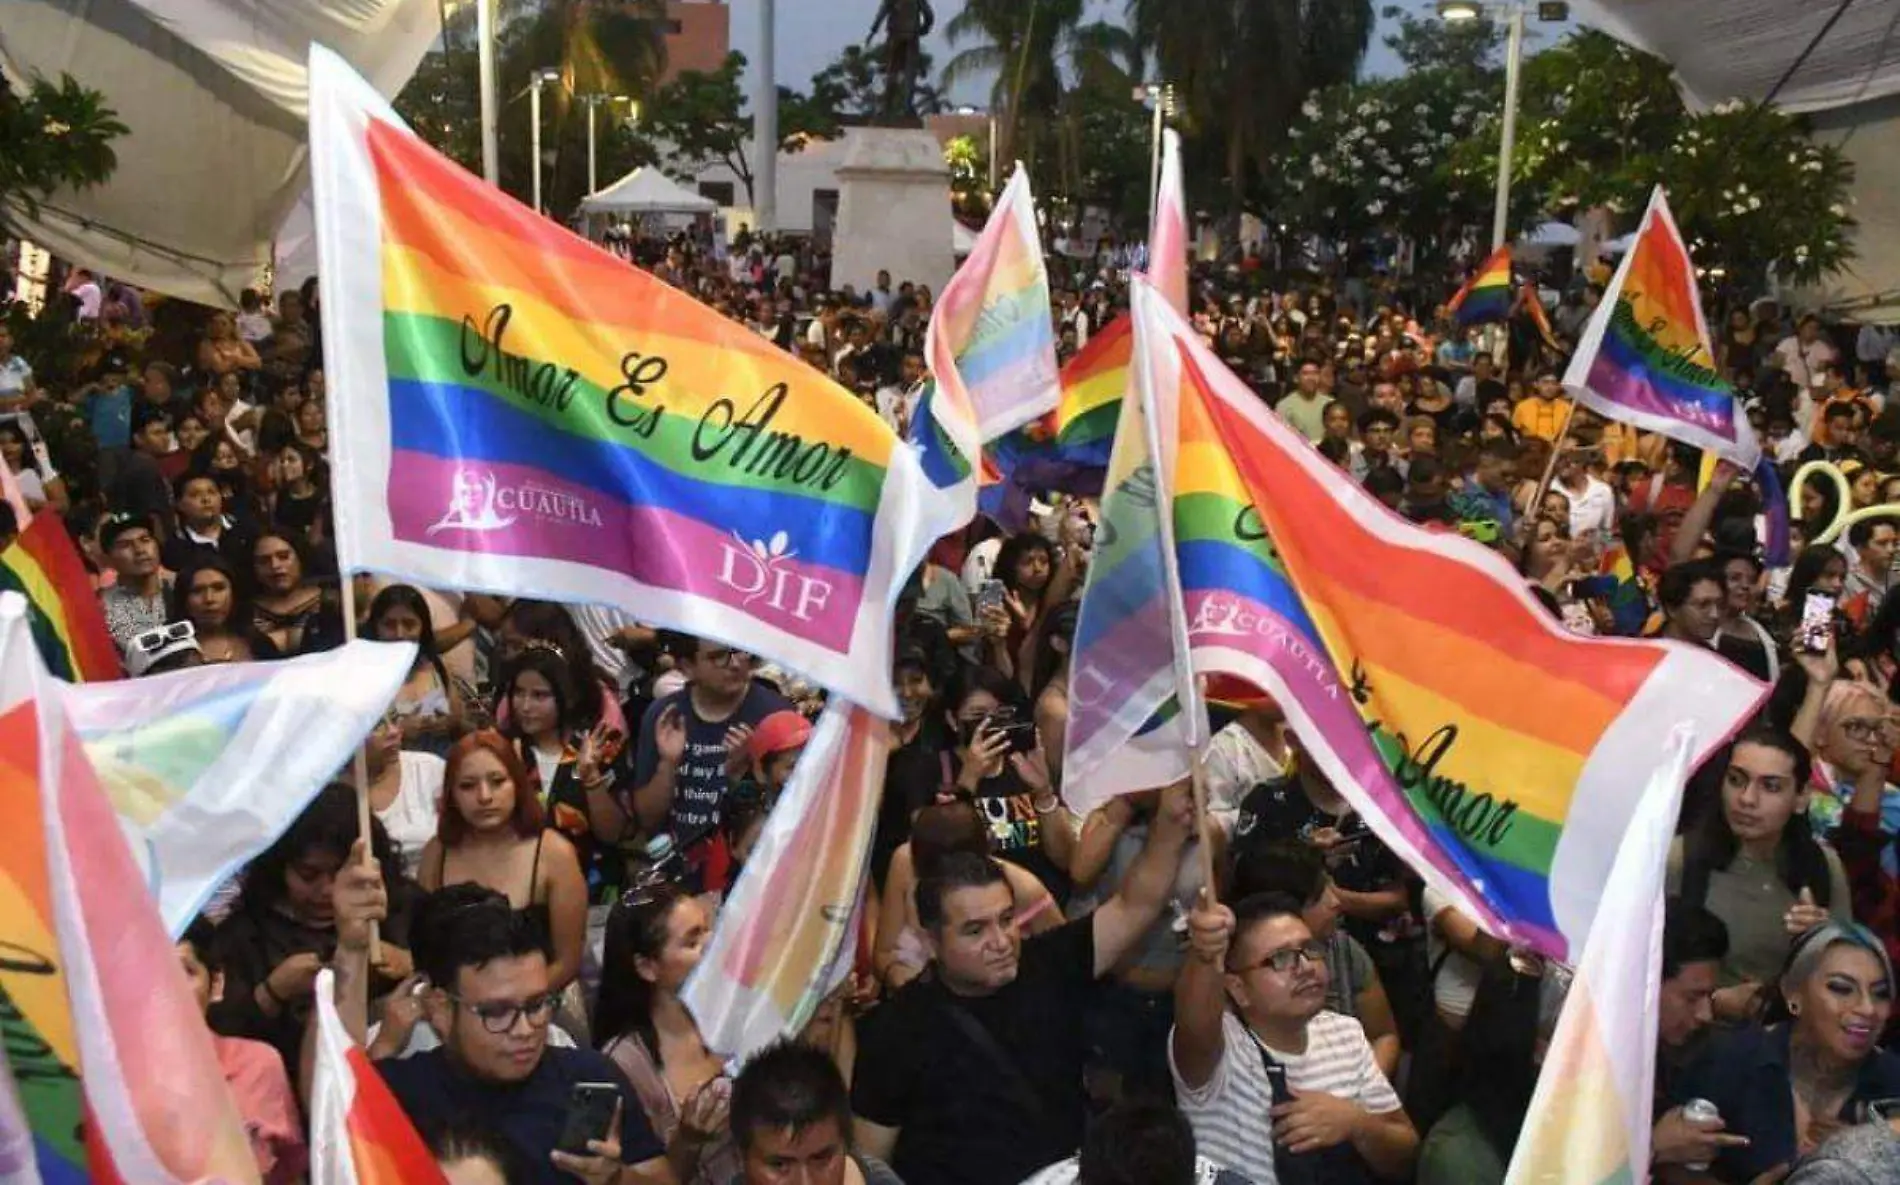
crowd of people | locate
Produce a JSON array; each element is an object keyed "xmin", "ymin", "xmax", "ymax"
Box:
[{"xmin": 10, "ymin": 222, "xmax": 1900, "ymax": 1185}]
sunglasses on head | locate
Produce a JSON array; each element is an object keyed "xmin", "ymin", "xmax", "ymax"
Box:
[{"xmin": 129, "ymin": 620, "xmax": 195, "ymax": 654}]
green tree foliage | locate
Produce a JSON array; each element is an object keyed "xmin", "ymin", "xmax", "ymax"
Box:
[
  {"xmin": 0, "ymin": 68, "xmax": 128, "ymax": 219},
  {"xmin": 1130, "ymin": 0, "xmax": 1376, "ymax": 213},
  {"xmin": 1270, "ymin": 20, "xmax": 1856, "ymax": 283}
]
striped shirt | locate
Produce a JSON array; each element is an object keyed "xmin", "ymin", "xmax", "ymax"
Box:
[{"xmin": 1169, "ymin": 1010, "xmax": 1401, "ymax": 1185}]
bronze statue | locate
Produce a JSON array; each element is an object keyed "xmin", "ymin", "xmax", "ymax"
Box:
[{"xmin": 868, "ymin": 0, "xmax": 935, "ymax": 123}]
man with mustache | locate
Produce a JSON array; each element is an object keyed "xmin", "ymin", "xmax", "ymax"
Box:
[{"xmin": 1171, "ymin": 892, "xmax": 1418, "ymax": 1185}]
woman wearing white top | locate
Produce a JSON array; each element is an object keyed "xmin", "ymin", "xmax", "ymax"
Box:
[
  {"xmin": 0, "ymin": 419, "xmax": 66, "ymax": 514},
  {"xmin": 362, "ymin": 722, "xmax": 444, "ymax": 880}
]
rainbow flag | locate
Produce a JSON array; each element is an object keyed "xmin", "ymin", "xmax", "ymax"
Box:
[
  {"xmin": 0, "ymin": 592, "xmax": 261, "ymax": 1185},
  {"xmin": 682, "ymin": 700, "xmax": 884, "ymax": 1061},
  {"xmin": 923, "ymin": 164, "xmax": 1062, "ymax": 454},
  {"xmin": 1150, "ymin": 129, "xmax": 1189, "ymax": 314},
  {"xmin": 311, "ymin": 970, "xmax": 448, "ymax": 1185},
  {"xmin": 1135, "ymin": 296, "xmax": 1766, "ymax": 961},
  {"xmin": 1505, "ymin": 728, "xmax": 1693, "ymax": 1184},
  {"xmin": 62, "ymin": 638, "xmax": 415, "ymax": 935},
  {"xmin": 1522, "ymin": 282, "xmax": 1562, "ymax": 352},
  {"xmin": 1064, "ymin": 282, "xmax": 1203, "ymax": 810},
  {"xmin": 309, "ymin": 47, "xmax": 964, "ymax": 719},
  {"xmin": 0, "ymin": 512, "xmax": 120, "ymax": 682},
  {"xmin": 1565, "ymin": 186, "xmax": 1761, "ymax": 471},
  {"xmin": 1448, "ymin": 245, "xmax": 1515, "ymax": 327}
]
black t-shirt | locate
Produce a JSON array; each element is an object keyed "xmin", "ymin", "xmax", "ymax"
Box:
[
  {"xmin": 971, "ymin": 765, "xmax": 1070, "ymax": 903},
  {"xmin": 378, "ymin": 1046, "xmax": 664, "ymax": 1185},
  {"xmin": 853, "ymin": 918, "xmax": 1097, "ymax": 1185},
  {"xmin": 1232, "ymin": 775, "xmax": 1410, "ymax": 949},
  {"xmin": 872, "ymin": 716, "xmax": 956, "ymax": 888}
]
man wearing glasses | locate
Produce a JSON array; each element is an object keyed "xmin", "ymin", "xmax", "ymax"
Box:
[
  {"xmin": 1170, "ymin": 892, "xmax": 1417, "ymax": 1185},
  {"xmin": 630, "ymin": 636, "xmax": 791, "ymax": 895},
  {"xmin": 326, "ymin": 868, "xmax": 672, "ymax": 1184}
]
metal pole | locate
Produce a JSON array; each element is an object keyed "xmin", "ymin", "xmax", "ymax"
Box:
[
  {"xmin": 753, "ymin": 0, "xmax": 778, "ymax": 231},
  {"xmin": 1491, "ymin": 3, "xmax": 1526, "ymax": 250},
  {"xmin": 988, "ymin": 114, "xmax": 998, "ymax": 192},
  {"xmin": 476, "ymin": 0, "xmax": 499, "ymax": 185},
  {"xmin": 1148, "ymin": 90, "xmax": 1164, "ymax": 223},
  {"xmin": 587, "ymin": 98, "xmax": 599, "ymax": 197},
  {"xmin": 530, "ymin": 78, "xmax": 545, "ymax": 213}
]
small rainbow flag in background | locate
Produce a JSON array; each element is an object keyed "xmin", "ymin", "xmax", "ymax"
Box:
[
  {"xmin": 1448, "ymin": 244, "xmax": 1515, "ymax": 327},
  {"xmin": 310, "ymin": 47, "xmax": 969, "ymax": 719},
  {"xmin": 0, "ymin": 593, "xmax": 261, "ymax": 1185},
  {"xmin": 1135, "ymin": 296, "xmax": 1765, "ymax": 961},
  {"xmin": 683, "ymin": 700, "xmax": 885, "ymax": 1061},
  {"xmin": 1565, "ymin": 186, "xmax": 1761, "ymax": 472},
  {"xmin": 1504, "ymin": 728, "xmax": 1693, "ymax": 1185},
  {"xmin": 312, "ymin": 970, "xmax": 448, "ymax": 1185},
  {"xmin": 0, "ymin": 512, "xmax": 120, "ymax": 682},
  {"xmin": 919, "ymin": 163, "xmax": 1062, "ymax": 487}
]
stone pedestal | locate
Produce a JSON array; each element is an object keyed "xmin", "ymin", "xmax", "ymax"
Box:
[{"xmin": 829, "ymin": 127, "xmax": 954, "ymax": 297}]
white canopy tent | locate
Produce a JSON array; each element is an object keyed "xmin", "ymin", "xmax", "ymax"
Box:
[
  {"xmin": 1578, "ymin": 0, "xmax": 1900, "ymax": 317},
  {"xmin": 0, "ymin": 0, "xmax": 440, "ymax": 308},
  {"xmin": 580, "ymin": 168, "xmax": 718, "ymax": 217}
]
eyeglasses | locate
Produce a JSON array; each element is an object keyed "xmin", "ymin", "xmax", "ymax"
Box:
[
  {"xmin": 1842, "ymin": 718, "xmax": 1897, "ymax": 742},
  {"xmin": 129, "ymin": 620, "xmax": 195, "ymax": 654},
  {"xmin": 443, "ymin": 989, "xmax": 558, "ymax": 1033},
  {"xmin": 697, "ymin": 647, "xmax": 752, "ymax": 669},
  {"xmin": 1230, "ymin": 939, "xmax": 1327, "ymax": 976}
]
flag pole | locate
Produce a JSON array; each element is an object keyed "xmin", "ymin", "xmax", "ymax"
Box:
[
  {"xmin": 1524, "ymin": 399, "xmax": 1580, "ymax": 539},
  {"xmin": 337, "ymin": 567, "xmax": 381, "ymax": 961},
  {"xmin": 1190, "ymin": 675, "xmax": 1218, "ymax": 902}
]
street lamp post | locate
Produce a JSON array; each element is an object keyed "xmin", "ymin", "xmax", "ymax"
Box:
[
  {"xmin": 583, "ymin": 94, "xmax": 630, "ymax": 197},
  {"xmin": 475, "ymin": 0, "xmax": 499, "ymax": 185},
  {"xmin": 1134, "ymin": 83, "xmax": 1174, "ymax": 221},
  {"xmin": 529, "ymin": 68, "xmax": 561, "ymax": 215},
  {"xmin": 1437, "ymin": 1, "xmax": 1565, "ymax": 249}
]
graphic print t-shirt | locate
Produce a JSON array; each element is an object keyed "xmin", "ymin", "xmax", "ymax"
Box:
[{"xmin": 632, "ymin": 681, "xmax": 790, "ymax": 887}]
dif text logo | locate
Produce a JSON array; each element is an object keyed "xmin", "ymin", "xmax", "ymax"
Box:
[{"xmin": 716, "ymin": 529, "xmax": 833, "ymax": 623}]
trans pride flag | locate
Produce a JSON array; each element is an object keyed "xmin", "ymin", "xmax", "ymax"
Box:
[
  {"xmin": 311, "ymin": 970, "xmax": 447, "ymax": 1185},
  {"xmin": 63, "ymin": 638, "xmax": 414, "ymax": 935},
  {"xmin": 1448, "ymin": 244, "xmax": 1515, "ymax": 327},
  {"xmin": 309, "ymin": 47, "xmax": 965, "ymax": 718},
  {"xmin": 1134, "ymin": 296, "xmax": 1765, "ymax": 961},
  {"xmin": 682, "ymin": 700, "xmax": 885, "ymax": 1061},
  {"xmin": 1565, "ymin": 187, "xmax": 1761, "ymax": 471},
  {"xmin": 0, "ymin": 512, "xmax": 120, "ymax": 682},
  {"xmin": 1504, "ymin": 729, "xmax": 1693, "ymax": 1185},
  {"xmin": 0, "ymin": 593, "xmax": 261, "ymax": 1185},
  {"xmin": 1064, "ymin": 282, "xmax": 1203, "ymax": 811}
]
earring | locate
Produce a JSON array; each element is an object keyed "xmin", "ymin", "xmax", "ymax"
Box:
[{"xmin": 1788, "ymin": 1002, "xmax": 1801, "ymax": 1016}]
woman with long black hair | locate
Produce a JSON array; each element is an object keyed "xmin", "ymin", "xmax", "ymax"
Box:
[
  {"xmin": 594, "ymin": 882, "xmax": 736, "ymax": 1185},
  {"xmin": 1669, "ymin": 725, "xmax": 1852, "ymax": 1021},
  {"xmin": 368, "ymin": 582, "xmax": 465, "ymax": 757},
  {"xmin": 209, "ymin": 783, "xmax": 416, "ymax": 1072}
]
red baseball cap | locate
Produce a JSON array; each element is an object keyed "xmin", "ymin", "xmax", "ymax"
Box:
[{"xmin": 749, "ymin": 711, "xmax": 812, "ymax": 764}]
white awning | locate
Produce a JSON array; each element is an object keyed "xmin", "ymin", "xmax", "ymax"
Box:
[
  {"xmin": 0, "ymin": 0, "xmax": 440, "ymax": 308},
  {"xmin": 580, "ymin": 167, "xmax": 717, "ymax": 215}
]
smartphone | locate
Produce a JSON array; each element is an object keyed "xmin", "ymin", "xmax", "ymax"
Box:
[
  {"xmin": 976, "ymin": 579, "xmax": 1007, "ymax": 616},
  {"xmin": 983, "ymin": 707, "xmax": 1039, "ymax": 754},
  {"xmin": 556, "ymin": 1082, "xmax": 620, "ymax": 1156},
  {"xmin": 1800, "ymin": 592, "xmax": 1835, "ymax": 654}
]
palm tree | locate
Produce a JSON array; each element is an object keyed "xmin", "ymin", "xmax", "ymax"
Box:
[
  {"xmin": 941, "ymin": 0, "xmax": 1141, "ymax": 195},
  {"xmin": 501, "ymin": 0, "xmax": 670, "ymax": 212},
  {"xmin": 1129, "ymin": 0, "xmax": 1375, "ymax": 211}
]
